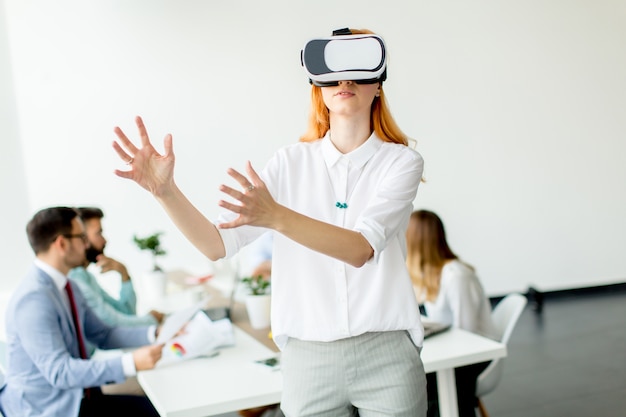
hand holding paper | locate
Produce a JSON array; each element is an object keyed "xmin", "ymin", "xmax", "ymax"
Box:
[
  {"xmin": 159, "ymin": 311, "xmax": 235, "ymax": 366},
  {"xmin": 156, "ymin": 298, "xmax": 209, "ymax": 344},
  {"xmin": 133, "ymin": 343, "xmax": 165, "ymax": 371}
]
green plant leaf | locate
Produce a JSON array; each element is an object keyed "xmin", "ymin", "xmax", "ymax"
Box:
[
  {"xmin": 133, "ymin": 232, "xmax": 167, "ymax": 271},
  {"xmin": 241, "ymin": 275, "xmax": 271, "ymax": 296}
]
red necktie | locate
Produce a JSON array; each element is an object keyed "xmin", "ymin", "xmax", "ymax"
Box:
[
  {"xmin": 65, "ymin": 281, "xmax": 97, "ymax": 399},
  {"xmin": 65, "ymin": 282, "xmax": 89, "ymax": 360}
]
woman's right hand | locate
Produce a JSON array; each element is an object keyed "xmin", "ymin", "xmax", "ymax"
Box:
[{"xmin": 112, "ymin": 116, "xmax": 175, "ymax": 197}]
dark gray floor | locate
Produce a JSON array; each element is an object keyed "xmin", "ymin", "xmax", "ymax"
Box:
[{"xmin": 481, "ymin": 288, "xmax": 626, "ymax": 417}]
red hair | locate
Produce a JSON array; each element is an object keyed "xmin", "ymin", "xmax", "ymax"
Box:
[{"xmin": 299, "ymin": 29, "xmax": 409, "ymax": 146}]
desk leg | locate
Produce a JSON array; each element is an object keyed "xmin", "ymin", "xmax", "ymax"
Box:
[{"xmin": 436, "ymin": 368, "xmax": 459, "ymax": 417}]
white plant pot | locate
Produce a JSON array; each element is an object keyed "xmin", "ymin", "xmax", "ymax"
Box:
[
  {"xmin": 141, "ymin": 270, "xmax": 168, "ymax": 306},
  {"xmin": 244, "ymin": 294, "xmax": 271, "ymax": 329}
]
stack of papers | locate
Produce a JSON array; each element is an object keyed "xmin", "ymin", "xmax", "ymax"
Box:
[{"xmin": 158, "ymin": 308, "xmax": 235, "ymax": 366}]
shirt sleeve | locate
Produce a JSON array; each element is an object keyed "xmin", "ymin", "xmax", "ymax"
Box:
[
  {"xmin": 121, "ymin": 352, "xmax": 137, "ymax": 377},
  {"xmin": 117, "ymin": 281, "xmax": 138, "ymax": 314},
  {"xmin": 69, "ymin": 268, "xmax": 156, "ymax": 327},
  {"xmin": 93, "ymin": 277, "xmax": 136, "ymax": 315},
  {"xmin": 147, "ymin": 325, "xmax": 157, "ymax": 343},
  {"xmin": 442, "ymin": 266, "xmax": 484, "ymax": 333},
  {"xmin": 90, "ymin": 300, "xmax": 157, "ymax": 327},
  {"xmin": 355, "ymin": 148, "xmax": 424, "ymax": 263}
]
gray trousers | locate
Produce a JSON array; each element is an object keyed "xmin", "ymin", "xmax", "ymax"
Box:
[{"xmin": 280, "ymin": 331, "xmax": 427, "ymax": 417}]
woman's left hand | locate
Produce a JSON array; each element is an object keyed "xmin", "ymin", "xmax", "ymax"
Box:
[{"xmin": 217, "ymin": 161, "xmax": 279, "ymax": 229}]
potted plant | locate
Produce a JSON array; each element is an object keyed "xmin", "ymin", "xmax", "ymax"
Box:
[
  {"xmin": 240, "ymin": 275, "xmax": 271, "ymax": 329},
  {"xmin": 133, "ymin": 232, "xmax": 168, "ymax": 303},
  {"xmin": 133, "ymin": 232, "xmax": 167, "ymax": 271},
  {"xmin": 241, "ymin": 275, "xmax": 271, "ymax": 296}
]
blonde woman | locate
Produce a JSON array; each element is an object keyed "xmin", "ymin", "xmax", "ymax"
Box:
[{"xmin": 406, "ymin": 209, "xmax": 496, "ymax": 417}]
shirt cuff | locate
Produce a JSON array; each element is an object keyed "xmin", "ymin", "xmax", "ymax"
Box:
[
  {"xmin": 121, "ymin": 352, "xmax": 137, "ymax": 377},
  {"xmin": 147, "ymin": 325, "xmax": 157, "ymax": 343}
]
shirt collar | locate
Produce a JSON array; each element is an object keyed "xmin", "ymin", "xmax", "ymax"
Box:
[
  {"xmin": 321, "ymin": 131, "xmax": 383, "ymax": 169},
  {"xmin": 34, "ymin": 258, "xmax": 68, "ymax": 292}
]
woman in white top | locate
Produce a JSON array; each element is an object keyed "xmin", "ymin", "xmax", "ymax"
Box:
[
  {"xmin": 406, "ymin": 209, "xmax": 496, "ymax": 417},
  {"xmin": 112, "ymin": 28, "xmax": 427, "ymax": 417}
]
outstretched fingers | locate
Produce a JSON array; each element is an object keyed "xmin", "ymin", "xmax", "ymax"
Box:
[
  {"xmin": 217, "ymin": 162, "xmax": 276, "ymax": 230},
  {"xmin": 113, "ymin": 125, "xmax": 139, "ymax": 156},
  {"xmin": 217, "ymin": 190, "xmax": 246, "ymax": 229},
  {"xmin": 112, "ymin": 140, "xmax": 132, "ymax": 164},
  {"xmin": 112, "ymin": 141, "xmax": 134, "ymax": 179},
  {"xmin": 135, "ymin": 115, "xmax": 152, "ymax": 147},
  {"xmin": 111, "ymin": 116, "xmax": 178, "ymax": 197},
  {"xmin": 163, "ymin": 133, "xmax": 173, "ymax": 157},
  {"xmin": 226, "ymin": 167, "xmax": 253, "ymax": 191},
  {"xmin": 245, "ymin": 161, "xmax": 263, "ymax": 186}
]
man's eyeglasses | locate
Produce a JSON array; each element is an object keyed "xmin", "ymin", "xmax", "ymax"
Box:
[{"xmin": 62, "ymin": 233, "xmax": 88, "ymax": 243}]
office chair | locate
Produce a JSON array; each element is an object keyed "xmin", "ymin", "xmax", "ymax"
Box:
[
  {"xmin": 475, "ymin": 293, "xmax": 527, "ymax": 417},
  {"xmin": 0, "ymin": 339, "xmax": 6, "ymax": 373},
  {"xmin": 0, "ymin": 339, "xmax": 7, "ymax": 408}
]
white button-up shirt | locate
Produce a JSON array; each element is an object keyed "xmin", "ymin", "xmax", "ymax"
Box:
[
  {"xmin": 423, "ymin": 260, "xmax": 498, "ymax": 340},
  {"xmin": 218, "ymin": 132, "xmax": 425, "ymax": 349}
]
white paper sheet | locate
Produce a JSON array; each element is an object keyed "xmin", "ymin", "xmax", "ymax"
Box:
[
  {"xmin": 160, "ymin": 311, "xmax": 235, "ymax": 365},
  {"xmin": 156, "ymin": 297, "xmax": 210, "ymax": 344}
]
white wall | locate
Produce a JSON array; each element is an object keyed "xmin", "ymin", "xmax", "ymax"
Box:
[
  {"xmin": 2, "ymin": 0, "xmax": 625, "ymax": 296},
  {"xmin": 0, "ymin": 0, "xmax": 31, "ymax": 293}
]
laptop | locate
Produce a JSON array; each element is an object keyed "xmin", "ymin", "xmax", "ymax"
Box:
[
  {"xmin": 422, "ymin": 320, "xmax": 451, "ymax": 339},
  {"xmin": 204, "ymin": 270, "xmax": 240, "ymax": 321}
]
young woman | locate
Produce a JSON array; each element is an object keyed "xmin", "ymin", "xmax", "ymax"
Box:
[
  {"xmin": 406, "ymin": 209, "xmax": 496, "ymax": 417},
  {"xmin": 113, "ymin": 28, "xmax": 427, "ymax": 417}
]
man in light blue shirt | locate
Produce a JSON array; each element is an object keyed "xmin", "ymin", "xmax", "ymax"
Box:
[{"xmin": 69, "ymin": 207, "xmax": 164, "ymax": 333}]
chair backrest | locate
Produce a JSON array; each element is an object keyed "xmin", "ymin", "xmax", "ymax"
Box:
[
  {"xmin": 476, "ymin": 293, "xmax": 527, "ymax": 397},
  {"xmin": 0, "ymin": 338, "xmax": 7, "ymax": 387}
]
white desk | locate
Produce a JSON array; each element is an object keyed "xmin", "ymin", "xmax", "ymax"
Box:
[
  {"xmin": 139, "ymin": 327, "xmax": 505, "ymax": 417},
  {"xmin": 421, "ymin": 328, "xmax": 506, "ymax": 417},
  {"xmin": 138, "ymin": 326, "xmax": 282, "ymax": 417}
]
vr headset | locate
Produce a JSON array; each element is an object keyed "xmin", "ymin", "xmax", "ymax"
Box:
[{"xmin": 301, "ymin": 28, "xmax": 387, "ymax": 87}]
